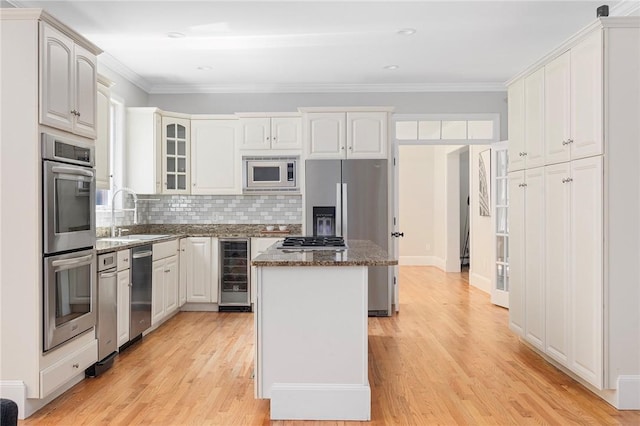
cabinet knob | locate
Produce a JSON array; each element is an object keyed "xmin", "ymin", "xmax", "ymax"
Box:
[
  {"xmin": 76, "ymin": 111, "xmax": 81, "ymax": 117},
  {"xmin": 562, "ymin": 178, "xmax": 573, "ymax": 184},
  {"xmin": 123, "ymin": 258, "xmax": 129, "ymax": 262},
  {"xmin": 341, "ymin": 146, "xmax": 345, "ymax": 150},
  {"xmin": 72, "ymin": 363, "xmax": 79, "ymax": 369},
  {"xmin": 349, "ymin": 146, "xmax": 353, "ymax": 151}
]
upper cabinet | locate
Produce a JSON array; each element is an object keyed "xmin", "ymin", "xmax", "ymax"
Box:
[
  {"xmin": 162, "ymin": 116, "xmax": 191, "ymax": 194},
  {"xmin": 126, "ymin": 108, "xmax": 163, "ymax": 194},
  {"xmin": 239, "ymin": 115, "xmax": 301, "ymax": 151},
  {"xmin": 303, "ymin": 110, "xmax": 390, "ymax": 160},
  {"xmin": 95, "ymin": 75, "xmax": 113, "ymax": 190},
  {"xmin": 40, "ymin": 22, "xmax": 98, "ymax": 139}
]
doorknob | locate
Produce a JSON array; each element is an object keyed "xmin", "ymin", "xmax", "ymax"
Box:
[{"xmin": 391, "ymin": 232, "xmax": 404, "ymax": 238}]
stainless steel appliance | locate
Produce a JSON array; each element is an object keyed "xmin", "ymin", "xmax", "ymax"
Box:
[
  {"xmin": 305, "ymin": 159, "xmax": 391, "ymax": 316},
  {"xmin": 218, "ymin": 238, "xmax": 251, "ymax": 311},
  {"xmin": 86, "ymin": 252, "xmax": 118, "ymax": 377},
  {"xmin": 42, "ymin": 133, "xmax": 95, "ymax": 255},
  {"xmin": 243, "ymin": 156, "xmax": 298, "ymax": 192},
  {"xmin": 43, "ymin": 248, "xmax": 96, "ymax": 351},
  {"xmin": 130, "ymin": 245, "xmax": 152, "ymax": 340}
]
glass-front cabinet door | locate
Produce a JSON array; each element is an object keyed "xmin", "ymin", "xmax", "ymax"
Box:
[
  {"xmin": 492, "ymin": 142, "xmax": 509, "ymax": 308},
  {"xmin": 162, "ymin": 116, "xmax": 190, "ymax": 194}
]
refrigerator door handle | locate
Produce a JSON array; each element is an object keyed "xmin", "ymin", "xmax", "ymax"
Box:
[
  {"xmin": 336, "ymin": 182, "xmax": 342, "ymax": 237},
  {"xmin": 342, "ymin": 183, "xmax": 348, "ymax": 241}
]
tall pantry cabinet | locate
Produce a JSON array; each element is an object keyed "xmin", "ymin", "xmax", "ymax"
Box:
[{"xmin": 507, "ymin": 17, "xmax": 640, "ymax": 409}]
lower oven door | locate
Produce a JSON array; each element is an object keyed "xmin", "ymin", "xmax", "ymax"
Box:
[{"xmin": 44, "ymin": 249, "xmax": 96, "ymax": 352}]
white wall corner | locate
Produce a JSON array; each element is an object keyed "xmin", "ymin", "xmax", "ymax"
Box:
[
  {"xmin": 1, "ymin": 380, "xmax": 26, "ymax": 420},
  {"xmin": 469, "ymin": 272, "xmax": 491, "ymax": 294},
  {"xmin": 617, "ymin": 375, "xmax": 640, "ymax": 409}
]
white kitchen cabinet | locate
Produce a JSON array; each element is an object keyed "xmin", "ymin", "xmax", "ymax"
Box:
[
  {"xmin": 507, "ymin": 80, "xmax": 526, "ymax": 172},
  {"xmin": 152, "ymin": 260, "xmax": 166, "ymax": 326},
  {"xmin": 304, "ymin": 111, "xmax": 389, "ymax": 159},
  {"xmin": 182, "ymin": 237, "xmax": 219, "ymax": 304},
  {"xmin": 545, "ymin": 31, "xmax": 603, "ymax": 165},
  {"xmin": 40, "ymin": 22, "xmax": 97, "ymax": 139},
  {"xmin": 152, "ymin": 255, "xmax": 179, "ymax": 326},
  {"xmin": 126, "ymin": 107, "xmax": 163, "ymax": 194},
  {"xmin": 162, "ymin": 116, "xmax": 191, "ymax": 194},
  {"xmin": 95, "ymin": 76, "xmax": 113, "ymax": 190},
  {"xmin": 239, "ymin": 116, "xmax": 301, "ymax": 150},
  {"xmin": 508, "ymin": 166, "xmax": 545, "ymax": 353},
  {"xmin": 523, "ymin": 68, "xmax": 545, "ymax": 169},
  {"xmin": 191, "ymin": 119, "xmax": 241, "ymax": 195},
  {"xmin": 250, "ymin": 237, "xmax": 281, "ymax": 304},
  {"xmin": 178, "ymin": 239, "xmax": 187, "ymax": 307},
  {"xmin": 117, "ymin": 269, "xmax": 130, "ymax": 348}
]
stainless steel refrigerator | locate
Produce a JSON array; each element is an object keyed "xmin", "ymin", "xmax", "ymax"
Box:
[{"xmin": 305, "ymin": 159, "xmax": 391, "ymax": 316}]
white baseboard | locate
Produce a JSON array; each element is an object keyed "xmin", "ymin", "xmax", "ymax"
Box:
[
  {"xmin": 180, "ymin": 302, "xmax": 219, "ymax": 312},
  {"xmin": 270, "ymin": 383, "xmax": 370, "ymax": 421},
  {"xmin": 1, "ymin": 381, "xmax": 25, "ymax": 419},
  {"xmin": 399, "ymin": 256, "xmax": 446, "ymax": 271},
  {"xmin": 617, "ymin": 375, "xmax": 640, "ymax": 409},
  {"xmin": 469, "ymin": 271, "xmax": 491, "ymax": 294}
]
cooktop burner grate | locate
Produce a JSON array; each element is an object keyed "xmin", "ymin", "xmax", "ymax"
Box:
[{"xmin": 277, "ymin": 236, "xmax": 346, "ymax": 249}]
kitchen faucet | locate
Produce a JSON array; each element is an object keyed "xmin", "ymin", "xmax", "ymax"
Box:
[{"xmin": 111, "ymin": 187, "xmax": 139, "ymax": 237}]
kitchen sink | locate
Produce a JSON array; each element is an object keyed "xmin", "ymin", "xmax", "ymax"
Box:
[{"xmin": 99, "ymin": 234, "xmax": 170, "ymax": 242}]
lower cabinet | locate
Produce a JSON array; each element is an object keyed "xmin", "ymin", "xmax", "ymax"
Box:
[
  {"xmin": 250, "ymin": 237, "xmax": 281, "ymax": 304},
  {"xmin": 117, "ymin": 270, "xmax": 130, "ymax": 348},
  {"xmin": 151, "ymin": 255, "xmax": 179, "ymax": 326},
  {"xmin": 180, "ymin": 237, "xmax": 219, "ymax": 304}
]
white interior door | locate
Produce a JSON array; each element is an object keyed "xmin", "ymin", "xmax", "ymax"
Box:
[
  {"xmin": 392, "ymin": 140, "xmax": 400, "ymax": 312},
  {"xmin": 491, "ymin": 141, "xmax": 509, "ymax": 308}
]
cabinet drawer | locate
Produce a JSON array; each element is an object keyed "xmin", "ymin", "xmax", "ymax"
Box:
[
  {"xmin": 40, "ymin": 339, "xmax": 97, "ymax": 397},
  {"xmin": 117, "ymin": 249, "xmax": 130, "ymax": 271},
  {"xmin": 153, "ymin": 239, "xmax": 179, "ymax": 261}
]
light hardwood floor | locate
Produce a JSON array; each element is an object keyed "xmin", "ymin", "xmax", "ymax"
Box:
[{"xmin": 22, "ymin": 266, "xmax": 640, "ymax": 425}]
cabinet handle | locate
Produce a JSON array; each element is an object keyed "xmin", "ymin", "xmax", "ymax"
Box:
[
  {"xmin": 72, "ymin": 363, "xmax": 79, "ymax": 369},
  {"xmin": 164, "ymin": 269, "xmax": 170, "ymax": 273},
  {"xmin": 76, "ymin": 111, "xmax": 81, "ymax": 117},
  {"xmin": 70, "ymin": 109, "xmax": 77, "ymax": 115},
  {"xmin": 518, "ymin": 183, "xmax": 527, "ymax": 188},
  {"xmin": 562, "ymin": 178, "xmax": 573, "ymax": 184},
  {"xmin": 123, "ymin": 258, "xmax": 129, "ymax": 262},
  {"xmin": 341, "ymin": 146, "xmax": 345, "ymax": 150},
  {"xmin": 567, "ymin": 138, "xmax": 573, "ymax": 144}
]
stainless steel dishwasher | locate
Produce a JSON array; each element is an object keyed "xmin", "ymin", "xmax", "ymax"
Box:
[
  {"xmin": 86, "ymin": 252, "xmax": 118, "ymax": 377},
  {"xmin": 130, "ymin": 245, "xmax": 152, "ymax": 342}
]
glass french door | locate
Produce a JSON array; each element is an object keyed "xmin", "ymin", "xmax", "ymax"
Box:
[{"xmin": 492, "ymin": 141, "xmax": 509, "ymax": 308}]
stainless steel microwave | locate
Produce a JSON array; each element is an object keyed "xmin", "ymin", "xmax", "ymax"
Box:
[{"xmin": 243, "ymin": 157, "xmax": 298, "ymax": 192}]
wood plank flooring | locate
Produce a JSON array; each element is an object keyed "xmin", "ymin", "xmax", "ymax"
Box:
[{"xmin": 22, "ymin": 266, "xmax": 640, "ymax": 425}]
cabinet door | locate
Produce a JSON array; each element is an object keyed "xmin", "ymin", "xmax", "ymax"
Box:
[
  {"xmin": 240, "ymin": 117, "xmax": 271, "ymax": 150},
  {"xmin": 162, "ymin": 117, "xmax": 190, "ymax": 194},
  {"xmin": 544, "ymin": 163, "xmax": 571, "ymax": 366},
  {"xmin": 126, "ymin": 109, "xmax": 162, "ymax": 194},
  {"xmin": 164, "ymin": 256, "xmax": 179, "ymax": 315},
  {"xmin": 117, "ymin": 269, "xmax": 130, "ymax": 348},
  {"xmin": 508, "ymin": 171, "xmax": 525, "ymax": 337},
  {"xmin": 571, "ymin": 30, "xmax": 603, "ymax": 160},
  {"xmin": 40, "ymin": 23, "xmax": 74, "ymax": 133},
  {"xmin": 545, "ymin": 51, "xmax": 571, "ymax": 165},
  {"xmin": 306, "ymin": 113, "xmax": 346, "ymax": 159},
  {"xmin": 347, "ymin": 112, "xmax": 388, "ymax": 159},
  {"xmin": 524, "ymin": 167, "xmax": 545, "ymax": 351},
  {"xmin": 524, "ymin": 68, "xmax": 545, "ymax": 169},
  {"xmin": 508, "ymin": 80, "xmax": 526, "ymax": 172},
  {"xmin": 151, "ymin": 260, "xmax": 166, "ymax": 326},
  {"xmin": 569, "ymin": 156, "xmax": 603, "ymax": 388},
  {"xmin": 95, "ymin": 82, "xmax": 111, "ymax": 189},
  {"xmin": 185, "ymin": 237, "xmax": 212, "ymax": 303},
  {"xmin": 191, "ymin": 120, "xmax": 241, "ymax": 195},
  {"xmin": 250, "ymin": 238, "xmax": 280, "ymax": 304},
  {"xmin": 179, "ymin": 239, "xmax": 187, "ymax": 307},
  {"xmin": 271, "ymin": 117, "xmax": 302, "ymax": 150},
  {"xmin": 72, "ymin": 44, "xmax": 97, "ymax": 138}
]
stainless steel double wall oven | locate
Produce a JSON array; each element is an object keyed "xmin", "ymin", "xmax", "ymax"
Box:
[{"xmin": 42, "ymin": 133, "xmax": 97, "ymax": 352}]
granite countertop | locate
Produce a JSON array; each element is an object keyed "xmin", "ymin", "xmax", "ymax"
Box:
[
  {"xmin": 95, "ymin": 224, "xmax": 300, "ymax": 254},
  {"xmin": 251, "ymin": 240, "xmax": 398, "ymax": 267}
]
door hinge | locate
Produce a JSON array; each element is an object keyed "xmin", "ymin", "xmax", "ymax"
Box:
[
  {"xmin": 393, "ymin": 217, "xmax": 396, "ymax": 226},
  {"xmin": 393, "ymin": 276, "xmax": 397, "ymax": 285},
  {"xmin": 393, "ymin": 157, "xmax": 396, "ymax": 166}
]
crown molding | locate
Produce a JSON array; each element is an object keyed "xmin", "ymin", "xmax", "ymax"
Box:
[
  {"xmin": 147, "ymin": 82, "xmax": 506, "ymax": 95},
  {"xmin": 98, "ymin": 53, "xmax": 152, "ymax": 93},
  {"xmin": 610, "ymin": 0, "xmax": 640, "ymax": 17}
]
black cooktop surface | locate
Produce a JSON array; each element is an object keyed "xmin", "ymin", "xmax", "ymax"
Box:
[{"xmin": 278, "ymin": 236, "xmax": 346, "ymax": 248}]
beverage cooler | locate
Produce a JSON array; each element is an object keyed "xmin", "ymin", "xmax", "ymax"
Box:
[{"xmin": 218, "ymin": 238, "xmax": 251, "ymax": 312}]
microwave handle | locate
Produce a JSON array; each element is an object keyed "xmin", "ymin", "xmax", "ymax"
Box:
[
  {"xmin": 51, "ymin": 166, "xmax": 94, "ymax": 178},
  {"xmin": 51, "ymin": 254, "xmax": 94, "ymax": 270}
]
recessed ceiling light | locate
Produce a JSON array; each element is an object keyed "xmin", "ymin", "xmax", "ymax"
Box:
[
  {"xmin": 397, "ymin": 28, "xmax": 416, "ymax": 36},
  {"xmin": 384, "ymin": 65, "xmax": 399, "ymax": 70},
  {"xmin": 167, "ymin": 32, "xmax": 186, "ymax": 39},
  {"xmin": 197, "ymin": 66, "xmax": 213, "ymax": 71}
]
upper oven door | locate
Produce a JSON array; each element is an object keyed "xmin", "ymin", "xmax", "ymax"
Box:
[
  {"xmin": 43, "ymin": 160, "xmax": 96, "ymax": 254},
  {"xmin": 246, "ymin": 160, "xmax": 295, "ymax": 188}
]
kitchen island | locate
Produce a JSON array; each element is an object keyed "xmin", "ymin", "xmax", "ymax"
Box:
[{"xmin": 251, "ymin": 240, "xmax": 397, "ymax": 421}]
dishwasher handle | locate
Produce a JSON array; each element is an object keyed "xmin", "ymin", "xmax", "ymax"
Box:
[{"xmin": 132, "ymin": 250, "xmax": 153, "ymax": 259}]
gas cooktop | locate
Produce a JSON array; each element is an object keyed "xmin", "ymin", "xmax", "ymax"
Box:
[{"xmin": 276, "ymin": 236, "xmax": 347, "ymax": 250}]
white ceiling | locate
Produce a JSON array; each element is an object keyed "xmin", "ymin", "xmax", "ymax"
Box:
[{"xmin": 8, "ymin": 1, "xmax": 635, "ymax": 93}]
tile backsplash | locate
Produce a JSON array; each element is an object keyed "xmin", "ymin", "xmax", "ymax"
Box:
[{"xmin": 96, "ymin": 194, "xmax": 302, "ymax": 228}]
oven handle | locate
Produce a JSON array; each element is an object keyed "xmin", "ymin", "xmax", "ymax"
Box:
[
  {"xmin": 51, "ymin": 254, "xmax": 94, "ymax": 270},
  {"xmin": 51, "ymin": 166, "xmax": 95, "ymax": 178},
  {"xmin": 132, "ymin": 251, "xmax": 153, "ymax": 259}
]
